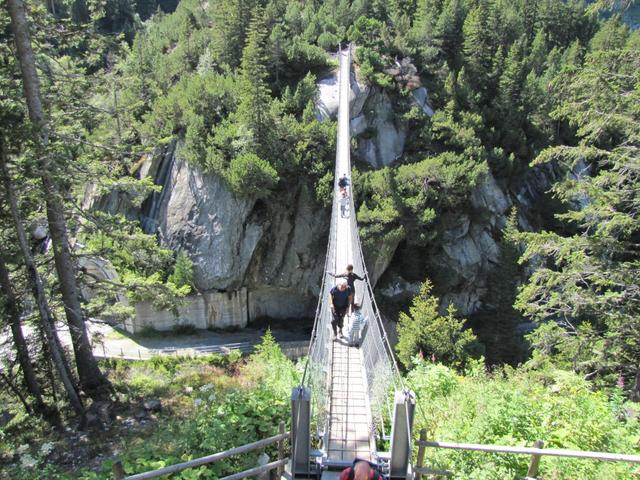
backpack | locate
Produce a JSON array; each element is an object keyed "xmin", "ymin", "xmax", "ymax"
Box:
[{"xmin": 339, "ymin": 459, "xmax": 384, "ymax": 480}]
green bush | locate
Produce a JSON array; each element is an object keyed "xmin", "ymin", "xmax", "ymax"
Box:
[
  {"xmin": 407, "ymin": 362, "xmax": 640, "ymax": 479},
  {"xmin": 167, "ymin": 250, "xmax": 195, "ymax": 292},
  {"xmin": 225, "ymin": 153, "xmax": 279, "ymax": 198},
  {"xmin": 317, "ymin": 31, "xmax": 339, "ymax": 51},
  {"xmin": 397, "ymin": 280, "xmax": 482, "ymax": 370}
]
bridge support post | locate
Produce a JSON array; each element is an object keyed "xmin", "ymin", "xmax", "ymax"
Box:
[
  {"xmin": 389, "ymin": 389, "xmax": 416, "ymax": 479},
  {"xmin": 291, "ymin": 386, "xmax": 311, "ymax": 477}
]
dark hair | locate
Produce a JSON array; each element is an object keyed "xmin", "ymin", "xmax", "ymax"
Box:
[{"xmin": 346, "ymin": 264, "xmax": 354, "ymax": 271}]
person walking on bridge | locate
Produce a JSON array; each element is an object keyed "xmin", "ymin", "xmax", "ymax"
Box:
[
  {"xmin": 339, "ymin": 190, "xmax": 350, "ymax": 218},
  {"xmin": 338, "ymin": 173, "xmax": 350, "ymax": 195},
  {"xmin": 331, "ymin": 264, "xmax": 364, "ymax": 305},
  {"xmin": 330, "ymin": 278, "xmax": 352, "ymax": 339}
]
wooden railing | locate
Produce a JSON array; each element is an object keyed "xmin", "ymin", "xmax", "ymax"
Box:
[
  {"xmin": 414, "ymin": 429, "xmax": 640, "ymax": 479},
  {"xmin": 112, "ymin": 422, "xmax": 288, "ymax": 480}
]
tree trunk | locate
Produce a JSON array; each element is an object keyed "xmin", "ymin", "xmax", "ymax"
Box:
[
  {"xmin": 0, "ymin": 252, "xmax": 48, "ymax": 414},
  {"xmin": 44, "ymin": 178, "xmax": 111, "ymax": 393},
  {"xmin": 6, "ymin": 0, "xmax": 109, "ymax": 395},
  {"xmin": 0, "ymin": 144, "xmax": 84, "ymax": 417}
]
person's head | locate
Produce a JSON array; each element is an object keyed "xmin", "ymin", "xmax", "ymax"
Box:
[
  {"xmin": 353, "ymin": 461, "xmax": 373, "ymax": 480},
  {"xmin": 337, "ymin": 278, "xmax": 348, "ymax": 291},
  {"xmin": 346, "ymin": 264, "xmax": 354, "ymax": 272}
]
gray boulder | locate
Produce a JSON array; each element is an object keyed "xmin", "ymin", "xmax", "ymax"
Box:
[
  {"xmin": 157, "ymin": 154, "xmax": 263, "ymax": 291},
  {"xmin": 356, "ymin": 89, "xmax": 407, "ymax": 168},
  {"xmin": 315, "ymin": 73, "xmax": 339, "ymax": 121},
  {"xmin": 411, "ymin": 87, "xmax": 434, "ymax": 117},
  {"xmin": 143, "ymin": 399, "xmax": 162, "ymax": 412}
]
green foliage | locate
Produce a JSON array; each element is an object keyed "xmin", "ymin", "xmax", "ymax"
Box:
[
  {"xmin": 225, "ymin": 153, "xmax": 279, "ymax": 198},
  {"xmin": 110, "ymin": 334, "xmax": 297, "ymax": 479},
  {"xmin": 396, "ymin": 151, "xmax": 487, "ymax": 210},
  {"xmin": 348, "ymin": 16, "xmax": 385, "ymax": 50},
  {"xmin": 407, "ymin": 361, "xmax": 640, "ymax": 479},
  {"xmin": 514, "ymin": 38, "xmax": 640, "ymax": 392},
  {"xmin": 167, "ymin": 251, "xmax": 195, "ymax": 291},
  {"xmin": 397, "ymin": 280, "xmax": 481, "ymax": 370},
  {"xmin": 2, "ymin": 338, "xmax": 297, "ymax": 479}
]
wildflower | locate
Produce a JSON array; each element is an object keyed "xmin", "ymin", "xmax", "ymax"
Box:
[
  {"xmin": 16, "ymin": 444, "xmax": 29, "ymax": 455},
  {"xmin": 194, "ymin": 398, "xmax": 204, "ymax": 407},
  {"xmin": 618, "ymin": 375, "xmax": 625, "ymax": 389},
  {"xmin": 185, "ymin": 386, "xmax": 193, "ymax": 394},
  {"xmin": 199, "ymin": 384, "xmax": 213, "ymax": 392},
  {"xmin": 208, "ymin": 394, "xmax": 215, "ymax": 402}
]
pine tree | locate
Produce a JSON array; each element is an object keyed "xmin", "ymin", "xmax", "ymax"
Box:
[
  {"xmin": 515, "ymin": 41, "xmax": 640, "ymax": 396},
  {"xmin": 433, "ymin": 0, "xmax": 464, "ymax": 70},
  {"xmin": 6, "ymin": 0, "xmax": 110, "ymax": 397},
  {"xmin": 396, "ymin": 280, "xmax": 482, "ymax": 369},
  {"xmin": 237, "ymin": 5, "xmax": 274, "ymax": 159},
  {"xmin": 496, "ymin": 35, "xmax": 528, "ymax": 155},
  {"xmin": 211, "ymin": 0, "xmax": 257, "ymax": 68},
  {"xmin": 462, "ymin": 2, "xmax": 496, "ymax": 103}
]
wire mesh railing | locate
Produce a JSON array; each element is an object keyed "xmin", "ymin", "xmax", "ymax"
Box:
[{"xmin": 299, "ymin": 45, "xmax": 407, "ymax": 457}]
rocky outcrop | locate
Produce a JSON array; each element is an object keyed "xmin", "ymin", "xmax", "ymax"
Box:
[
  {"xmin": 132, "ymin": 144, "xmax": 329, "ymax": 325},
  {"xmin": 364, "ymin": 230, "xmax": 405, "ymax": 287},
  {"xmin": 315, "ymin": 69, "xmax": 371, "ymax": 121},
  {"xmin": 316, "ymin": 66, "xmax": 433, "ymax": 169},
  {"xmin": 411, "ymin": 87, "xmax": 434, "ymax": 116},
  {"xmin": 430, "ymin": 174, "xmax": 511, "ymax": 315},
  {"xmin": 316, "ymin": 74, "xmax": 339, "ymax": 121},
  {"xmin": 78, "ymin": 256, "xmax": 126, "ymax": 304},
  {"xmin": 157, "ymin": 154, "xmax": 262, "ymax": 290},
  {"xmin": 377, "ymin": 171, "xmax": 512, "ymax": 316},
  {"xmin": 355, "ymin": 88, "xmax": 407, "ymax": 169},
  {"xmin": 244, "ymin": 186, "xmax": 328, "ymax": 296}
]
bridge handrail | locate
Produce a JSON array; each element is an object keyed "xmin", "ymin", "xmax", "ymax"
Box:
[
  {"xmin": 414, "ymin": 429, "xmax": 640, "ymax": 479},
  {"xmin": 417, "ymin": 439, "xmax": 640, "ymax": 462},
  {"xmin": 113, "ymin": 423, "xmax": 289, "ymax": 480}
]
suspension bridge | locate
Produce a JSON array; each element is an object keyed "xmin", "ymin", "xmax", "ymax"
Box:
[
  {"xmin": 114, "ymin": 46, "xmax": 640, "ymax": 480},
  {"xmin": 290, "ymin": 47, "xmax": 416, "ymax": 479}
]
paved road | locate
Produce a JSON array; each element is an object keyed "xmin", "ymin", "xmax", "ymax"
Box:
[
  {"xmin": 0, "ymin": 321, "xmax": 310, "ymax": 361},
  {"xmin": 86, "ymin": 321, "xmax": 311, "ymax": 359}
]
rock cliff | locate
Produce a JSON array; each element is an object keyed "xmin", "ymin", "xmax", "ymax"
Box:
[{"xmin": 89, "ymin": 60, "xmax": 568, "ymax": 328}]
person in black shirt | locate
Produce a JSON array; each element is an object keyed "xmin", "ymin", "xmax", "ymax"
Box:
[
  {"xmin": 331, "ymin": 264, "xmax": 364, "ymax": 306},
  {"xmin": 338, "ymin": 173, "xmax": 350, "ymax": 194},
  {"xmin": 330, "ymin": 279, "xmax": 352, "ymax": 338}
]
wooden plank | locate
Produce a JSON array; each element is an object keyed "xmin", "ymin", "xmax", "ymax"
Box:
[
  {"xmin": 417, "ymin": 440, "xmax": 640, "ymax": 463},
  {"xmin": 278, "ymin": 421, "xmax": 286, "ymax": 477},
  {"xmin": 415, "ymin": 429, "xmax": 427, "ymax": 480},
  {"xmin": 526, "ymin": 440, "xmax": 544, "ymax": 478},
  {"xmin": 123, "ymin": 433, "xmax": 289, "ymax": 480},
  {"xmin": 219, "ymin": 459, "xmax": 289, "ymax": 480},
  {"xmin": 112, "ymin": 460, "xmax": 125, "ymax": 480}
]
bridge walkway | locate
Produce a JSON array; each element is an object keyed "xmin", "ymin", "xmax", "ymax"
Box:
[{"xmin": 324, "ymin": 48, "xmax": 374, "ymax": 466}]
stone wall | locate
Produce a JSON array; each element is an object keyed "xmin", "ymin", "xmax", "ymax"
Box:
[
  {"xmin": 248, "ymin": 287, "xmax": 316, "ymax": 321},
  {"xmin": 126, "ymin": 288, "xmax": 249, "ymax": 333},
  {"xmin": 126, "ymin": 286, "xmax": 318, "ymax": 333}
]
